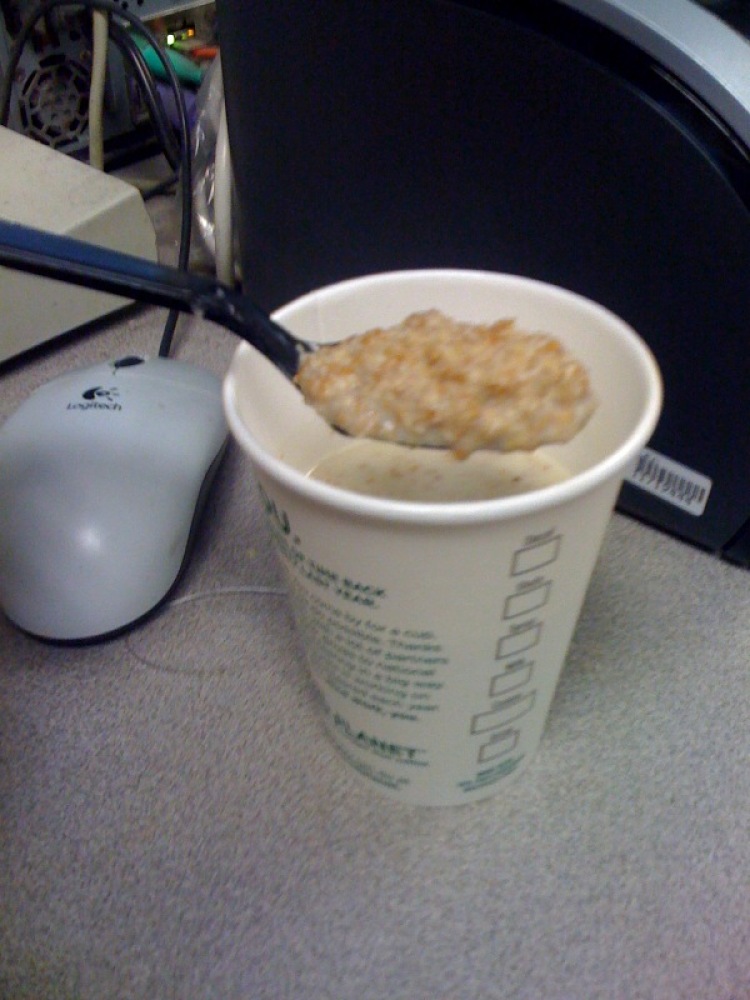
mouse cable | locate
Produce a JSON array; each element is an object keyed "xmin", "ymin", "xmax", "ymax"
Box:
[
  {"xmin": 107, "ymin": 19, "xmax": 181, "ymax": 175},
  {"xmin": 105, "ymin": 18, "xmax": 182, "ymax": 201},
  {"xmin": 0, "ymin": 0, "xmax": 192, "ymax": 358}
]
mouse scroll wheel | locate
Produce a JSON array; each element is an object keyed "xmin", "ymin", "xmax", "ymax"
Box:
[{"xmin": 113, "ymin": 356, "xmax": 145, "ymax": 368}]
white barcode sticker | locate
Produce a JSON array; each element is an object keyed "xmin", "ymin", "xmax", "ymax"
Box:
[{"xmin": 626, "ymin": 447, "xmax": 712, "ymax": 516}]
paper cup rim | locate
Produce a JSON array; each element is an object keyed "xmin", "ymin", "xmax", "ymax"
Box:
[{"xmin": 224, "ymin": 270, "xmax": 663, "ymax": 526}]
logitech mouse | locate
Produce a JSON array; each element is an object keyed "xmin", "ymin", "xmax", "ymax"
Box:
[{"xmin": 0, "ymin": 355, "xmax": 229, "ymax": 642}]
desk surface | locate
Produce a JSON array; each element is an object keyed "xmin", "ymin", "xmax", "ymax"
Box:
[{"xmin": 1, "ymin": 194, "xmax": 749, "ymax": 1000}]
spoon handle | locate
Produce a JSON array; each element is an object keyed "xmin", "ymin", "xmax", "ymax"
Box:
[{"xmin": 0, "ymin": 219, "xmax": 307, "ymax": 378}]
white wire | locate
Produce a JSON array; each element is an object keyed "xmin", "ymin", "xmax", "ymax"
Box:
[
  {"xmin": 88, "ymin": 9, "xmax": 109, "ymax": 169},
  {"xmin": 214, "ymin": 96, "xmax": 235, "ymax": 284},
  {"xmin": 167, "ymin": 585, "xmax": 287, "ymax": 608},
  {"xmin": 124, "ymin": 586, "xmax": 289, "ymax": 673}
]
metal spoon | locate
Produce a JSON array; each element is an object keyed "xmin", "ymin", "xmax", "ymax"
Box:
[{"xmin": 0, "ymin": 218, "xmax": 311, "ymax": 379}]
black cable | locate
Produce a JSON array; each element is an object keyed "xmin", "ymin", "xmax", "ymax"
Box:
[
  {"xmin": 0, "ymin": 0, "xmax": 192, "ymax": 357},
  {"xmin": 108, "ymin": 18, "xmax": 181, "ymax": 172}
]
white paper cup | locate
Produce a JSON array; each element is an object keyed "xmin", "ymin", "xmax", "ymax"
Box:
[{"xmin": 223, "ymin": 270, "xmax": 662, "ymax": 806}]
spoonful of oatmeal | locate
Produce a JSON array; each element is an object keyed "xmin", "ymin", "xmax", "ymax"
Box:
[
  {"xmin": 294, "ymin": 308, "xmax": 596, "ymax": 457},
  {"xmin": 0, "ymin": 220, "xmax": 596, "ymax": 456}
]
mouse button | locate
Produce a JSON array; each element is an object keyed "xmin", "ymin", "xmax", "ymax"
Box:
[
  {"xmin": 0, "ymin": 387, "xmax": 71, "ymax": 449},
  {"xmin": 125, "ymin": 357, "xmax": 222, "ymax": 397},
  {"xmin": 24, "ymin": 364, "xmax": 128, "ymax": 416},
  {"xmin": 138, "ymin": 380, "xmax": 227, "ymax": 455},
  {"xmin": 113, "ymin": 356, "xmax": 145, "ymax": 368},
  {"xmin": 114, "ymin": 365, "xmax": 223, "ymax": 420}
]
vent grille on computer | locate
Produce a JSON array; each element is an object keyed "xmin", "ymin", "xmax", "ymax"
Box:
[{"xmin": 18, "ymin": 52, "xmax": 90, "ymax": 149}]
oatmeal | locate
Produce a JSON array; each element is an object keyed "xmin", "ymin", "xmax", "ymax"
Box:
[
  {"xmin": 309, "ymin": 440, "xmax": 570, "ymax": 503},
  {"xmin": 294, "ymin": 309, "xmax": 597, "ymax": 457}
]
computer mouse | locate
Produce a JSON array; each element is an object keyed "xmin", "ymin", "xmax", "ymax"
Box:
[{"xmin": 0, "ymin": 355, "xmax": 229, "ymax": 642}]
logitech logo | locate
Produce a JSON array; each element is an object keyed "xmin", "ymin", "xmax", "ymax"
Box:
[
  {"xmin": 67, "ymin": 386, "xmax": 122, "ymax": 412},
  {"xmin": 82, "ymin": 386, "xmax": 118, "ymax": 402}
]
